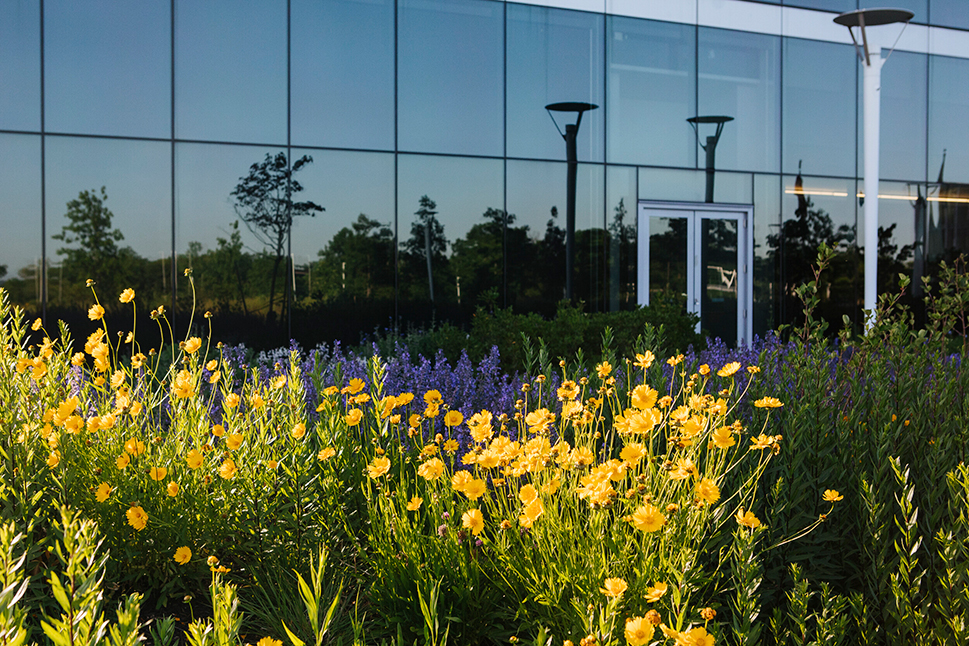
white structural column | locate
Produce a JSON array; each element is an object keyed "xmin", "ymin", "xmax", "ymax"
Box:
[{"xmin": 862, "ymin": 49, "xmax": 884, "ymax": 328}]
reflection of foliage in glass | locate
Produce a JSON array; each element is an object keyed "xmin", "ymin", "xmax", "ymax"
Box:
[
  {"xmin": 401, "ymin": 196, "xmax": 448, "ymax": 303},
  {"xmin": 314, "ymin": 214, "xmax": 394, "ymax": 302},
  {"xmin": 451, "ymin": 208, "xmax": 506, "ymax": 307},
  {"xmin": 608, "ymin": 198, "xmax": 636, "ymax": 309},
  {"xmin": 53, "ymin": 186, "xmax": 124, "ymax": 280}
]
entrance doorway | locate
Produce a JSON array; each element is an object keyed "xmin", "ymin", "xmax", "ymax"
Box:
[{"xmin": 637, "ymin": 201, "xmax": 753, "ymax": 346}]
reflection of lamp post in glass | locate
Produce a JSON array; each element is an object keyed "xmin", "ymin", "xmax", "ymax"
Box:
[
  {"xmin": 546, "ymin": 101, "xmax": 598, "ymax": 302},
  {"xmin": 687, "ymin": 116, "xmax": 733, "ymax": 203},
  {"xmin": 834, "ymin": 8, "xmax": 913, "ymax": 328}
]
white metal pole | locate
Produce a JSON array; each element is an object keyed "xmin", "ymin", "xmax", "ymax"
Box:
[{"xmin": 863, "ymin": 52, "xmax": 884, "ymax": 330}]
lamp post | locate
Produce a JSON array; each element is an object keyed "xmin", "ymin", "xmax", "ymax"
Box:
[
  {"xmin": 834, "ymin": 8, "xmax": 913, "ymax": 329},
  {"xmin": 546, "ymin": 101, "xmax": 598, "ymax": 302},
  {"xmin": 687, "ymin": 116, "xmax": 733, "ymax": 203}
]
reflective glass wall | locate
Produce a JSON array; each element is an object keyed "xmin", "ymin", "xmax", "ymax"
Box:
[{"xmin": 3, "ymin": 0, "xmax": 969, "ymax": 347}]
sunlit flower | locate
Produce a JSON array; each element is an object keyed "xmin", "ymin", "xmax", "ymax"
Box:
[
  {"xmin": 444, "ymin": 410, "xmax": 463, "ymax": 427},
  {"xmin": 347, "ymin": 378, "xmax": 366, "ymax": 395},
  {"xmin": 250, "ymin": 394, "xmax": 265, "ymax": 409},
  {"xmin": 682, "ymin": 626, "xmax": 715, "ymax": 646},
  {"xmin": 167, "ymin": 481, "xmax": 180, "ymax": 497},
  {"xmin": 88, "ymin": 304, "xmax": 105, "ymax": 320},
  {"xmin": 423, "ymin": 389, "xmax": 442, "ymax": 405},
  {"xmin": 226, "ymin": 433, "xmax": 244, "ymax": 451},
  {"xmin": 620, "ymin": 442, "xmax": 648, "ymax": 464},
  {"xmin": 119, "ymin": 288, "xmax": 135, "ymax": 303},
  {"xmin": 174, "ymin": 546, "xmax": 192, "ymax": 565},
  {"xmin": 149, "ymin": 466, "xmax": 168, "ymax": 481},
  {"xmin": 541, "ymin": 475, "xmax": 561, "ymax": 495},
  {"xmin": 696, "ymin": 477, "xmax": 720, "ymax": 504},
  {"xmin": 257, "ymin": 638, "xmax": 281, "ymax": 646},
  {"xmin": 124, "ymin": 437, "xmax": 146, "ymax": 456},
  {"xmin": 183, "ymin": 337, "xmax": 202, "ymax": 354},
  {"xmin": 624, "ymin": 617, "xmax": 655, "ymax": 646},
  {"xmin": 116, "ymin": 453, "xmax": 130, "ymax": 469},
  {"xmin": 519, "ymin": 484, "xmax": 539, "ymax": 505},
  {"xmin": 631, "ymin": 504, "xmax": 666, "ymax": 533},
  {"xmin": 751, "ymin": 434, "xmax": 781, "ymax": 451},
  {"xmin": 289, "ymin": 422, "xmax": 306, "ymax": 440},
  {"xmin": 172, "ymin": 370, "xmax": 196, "ymax": 400},
  {"xmin": 32, "ymin": 317, "xmax": 43, "ymax": 331},
  {"xmin": 711, "ymin": 426, "xmax": 735, "ymax": 449},
  {"xmin": 406, "ymin": 496, "xmax": 423, "ymax": 511},
  {"xmin": 754, "ymin": 397, "xmax": 783, "ymax": 409},
  {"xmin": 223, "ymin": 393, "xmax": 240, "ymax": 409},
  {"xmin": 600, "ymin": 577, "xmax": 628, "ymax": 597},
  {"xmin": 271, "ymin": 375, "xmax": 287, "ymax": 390},
  {"xmin": 462, "ymin": 508, "xmax": 484, "ymax": 536},
  {"xmin": 417, "ymin": 458, "xmax": 445, "ymax": 480},
  {"xmin": 47, "ymin": 451, "xmax": 60, "ymax": 468},
  {"xmin": 717, "ymin": 361, "xmax": 741, "ymax": 378},
  {"xmin": 186, "ymin": 449, "xmax": 204, "ymax": 469},
  {"xmin": 596, "ymin": 361, "xmax": 612, "ymax": 378},
  {"xmin": 698, "ymin": 364, "xmax": 710, "ymax": 376},
  {"xmin": 631, "ymin": 385, "xmax": 658, "ymax": 411},
  {"xmin": 634, "ymin": 351, "xmax": 655, "ymax": 369},
  {"xmin": 317, "ymin": 447, "xmax": 336, "ymax": 461},
  {"xmin": 452, "ymin": 470, "xmax": 473, "ymax": 492},
  {"xmin": 823, "ymin": 489, "xmax": 844, "ymax": 502},
  {"xmin": 345, "ymin": 409, "xmax": 364, "ymax": 426},
  {"xmin": 95, "ymin": 482, "xmax": 112, "ymax": 502},
  {"xmin": 463, "ymin": 479, "xmax": 487, "ymax": 500},
  {"xmin": 443, "ymin": 439, "xmax": 459, "ymax": 454},
  {"xmin": 520, "ymin": 498, "xmax": 544, "ymax": 526},
  {"xmin": 368, "ymin": 456, "xmax": 391, "ymax": 478},
  {"xmin": 126, "ymin": 506, "xmax": 148, "ymax": 531},
  {"xmin": 735, "ymin": 508, "xmax": 762, "ymax": 529},
  {"xmin": 669, "ymin": 457, "xmax": 697, "ymax": 481},
  {"xmin": 219, "ymin": 458, "xmax": 237, "ymax": 479},
  {"xmin": 645, "ymin": 582, "xmax": 668, "ymax": 603},
  {"xmin": 211, "ymin": 424, "xmax": 225, "ymax": 437}
]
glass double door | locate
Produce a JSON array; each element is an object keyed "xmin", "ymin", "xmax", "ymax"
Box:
[{"xmin": 637, "ymin": 202, "xmax": 752, "ymax": 346}]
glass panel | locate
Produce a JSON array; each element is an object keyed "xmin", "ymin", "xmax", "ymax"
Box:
[
  {"xmin": 607, "ymin": 166, "xmax": 637, "ymax": 311},
  {"xmin": 397, "ymin": 154, "xmax": 504, "ymax": 324},
  {"xmin": 698, "ymin": 27, "xmax": 780, "ymax": 173},
  {"xmin": 0, "ymin": 1, "xmax": 40, "ymax": 131},
  {"xmin": 291, "ymin": 0, "xmax": 394, "ymax": 150},
  {"xmin": 507, "ymin": 5, "xmax": 604, "ymax": 162},
  {"xmin": 648, "ymin": 215, "xmax": 688, "ymax": 309},
  {"xmin": 783, "ymin": 38, "xmax": 856, "ymax": 177},
  {"xmin": 0, "ymin": 134, "xmax": 42, "ymax": 309},
  {"xmin": 700, "ymin": 217, "xmax": 738, "ymax": 343},
  {"xmin": 931, "ymin": 0, "xmax": 969, "ymax": 30},
  {"xmin": 290, "ymin": 150, "xmax": 396, "ymax": 344},
  {"xmin": 398, "ymin": 0, "xmax": 503, "ymax": 156},
  {"xmin": 783, "ymin": 0, "xmax": 855, "ymax": 12},
  {"xmin": 45, "ymin": 0, "xmax": 170, "ymax": 138},
  {"xmin": 926, "ymin": 181, "xmax": 969, "ymax": 267},
  {"xmin": 868, "ymin": 51, "xmax": 927, "ymax": 182},
  {"xmin": 175, "ymin": 0, "xmax": 286, "ymax": 144},
  {"xmin": 639, "ymin": 167, "xmax": 706, "ymax": 202},
  {"xmin": 752, "ymin": 173, "xmax": 781, "ymax": 336},
  {"xmin": 929, "ymin": 55, "xmax": 969, "ymax": 184},
  {"xmin": 778, "ymin": 175, "xmax": 859, "ymax": 328},
  {"xmin": 607, "ymin": 16, "xmax": 695, "ymax": 167},
  {"xmin": 45, "ymin": 137, "xmax": 172, "ymax": 323},
  {"xmin": 875, "ymin": 180, "xmax": 920, "ymax": 295}
]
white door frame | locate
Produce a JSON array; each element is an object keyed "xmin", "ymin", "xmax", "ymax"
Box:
[{"xmin": 637, "ymin": 201, "xmax": 754, "ymax": 346}]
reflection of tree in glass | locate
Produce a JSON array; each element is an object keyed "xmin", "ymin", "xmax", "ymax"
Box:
[
  {"xmin": 314, "ymin": 214, "xmax": 394, "ymax": 302},
  {"xmin": 401, "ymin": 196, "xmax": 449, "ymax": 304},
  {"xmin": 608, "ymin": 198, "xmax": 636, "ymax": 308},
  {"xmin": 53, "ymin": 187, "xmax": 124, "ymax": 283},
  {"xmin": 451, "ymin": 208, "xmax": 507, "ymax": 307},
  {"xmin": 231, "ymin": 152, "xmax": 323, "ymax": 323}
]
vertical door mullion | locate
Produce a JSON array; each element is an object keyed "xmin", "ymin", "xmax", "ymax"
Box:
[{"xmin": 687, "ymin": 212, "xmax": 698, "ymax": 332}]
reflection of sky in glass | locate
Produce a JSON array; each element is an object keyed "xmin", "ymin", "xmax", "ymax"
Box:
[
  {"xmin": 874, "ymin": 181, "xmax": 919, "ymax": 251},
  {"xmin": 781, "ymin": 175, "xmax": 856, "ymax": 244},
  {"xmin": 397, "ymin": 154, "xmax": 503, "ymax": 252},
  {"xmin": 640, "ymin": 168, "xmax": 707, "ymax": 203},
  {"xmin": 0, "ymin": 134, "xmax": 42, "ymax": 285},
  {"xmin": 869, "ymin": 51, "xmax": 927, "ymax": 182},
  {"xmin": 289, "ymin": 150, "xmax": 395, "ymax": 264},
  {"xmin": 929, "ymin": 55, "xmax": 969, "ymax": 183},
  {"xmin": 607, "ymin": 16, "xmax": 694, "ymax": 167},
  {"xmin": 45, "ymin": 0, "xmax": 170, "ymax": 138},
  {"xmin": 932, "ymin": 0, "xmax": 969, "ymax": 30},
  {"xmin": 507, "ymin": 5, "xmax": 604, "ymax": 162},
  {"xmin": 698, "ymin": 28, "xmax": 780, "ymax": 173},
  {"xmin": 46, "ymin": 137, "xmax": 171, "ymax": 262},
  {"xmin": 0, "ymin": 1, "xmax": 40, "ymax": 131},
  {"xmin": 607, "ymin": 166, "xmax": 636, "ymax": 229},
  {"xmin": 783, "ymin": 0, "xmax": 855, "ymax": 12},
  {"xmin": 507, "ymin": 160, "xmax": 604, "ymax": 238},
  {"xmin": 175, "ymin": 143, "xmax": 277, "ymax": 256},
  {"xmin": 753, "ymin": 173, "xmax": 781, "ymax": 253},
  {"xmin": 398, "ymin": 0, "xmax": 503, "ymax": 156},
  {"xmin": 783, "ymin": 38, "xmax": 855, "ymax": 178},
  {"xmin": 175, "ymin": 0, "xmax": 286, "ymax": 144},
  {"xmin": 291, "ymin": 0, "xmax": 394, "ymax": 151}
]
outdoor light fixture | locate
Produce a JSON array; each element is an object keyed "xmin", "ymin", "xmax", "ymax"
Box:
[
  {"xmin": 834, "ymin": 7, "xmax": 913, "ymax": 329},
  {"xmin": 546, "ymin": 101, "xmax": 598, "ymax": 302},
  {"xmin": 687, "ymin": 116, "xmax": 733, "ymax": 204}
]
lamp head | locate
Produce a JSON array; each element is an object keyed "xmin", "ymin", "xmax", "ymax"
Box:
[
  {"xmin": 545, "ymin": 102, "xmax": 598, "ymax": 137},
  {"xmin": 834, "ymin": 8, "xmax": 914, "ymax": 65}
]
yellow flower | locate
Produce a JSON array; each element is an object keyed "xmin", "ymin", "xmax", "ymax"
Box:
[
  {"xmin": 250, "ymin": 394, "xmax": 265, "ymax": 409},
  {"xmin": 463, "ymin": 479, "xmax": 487, "ymax": 500},
  {"xmin": 149, "ymin": 466, "xmax": 168, "ymax": 481},
  {"xmin": 317, "ymin": 447, "xmax": 336, "ymax": 461},
  {"xmin": 88, "ymin": 304, "xmax": 105, "ymax": 320},
  {"xmin": 47, "ymin": 451, "xmax": 60, "ymax": 468},
  {"xmin": 226, "ymin": 433, "xmax": 244, "ymax": 451},
  {"xmin": 631, "ymin": 385, "xmax": 658, "ymax": 410},
  {"xmin": 698, "ymin": 364, "xmax": 710, "ymax": 375},
  {"xmin": 116, "ymin": 453, "xmax": 130, "ymax": 469},
  {"xmin": 345, "ymin": 409, "xmax": 364, "ymax": 426},
  {"xmin": 624, "ymin": 617, "xmax": 655, "ymax": 646},
  {"xmin": 696, "ymin": 477, "xmax": 720, "ymax": 504},
  {"xmin": 367, "ymin": 456, "xmax": 391, "ymax": 478},
  {"xmin": 452, "ymin": 470, "xmax": 473, "ymax": 492},
  {"xmin": 186, "ymin": 449, "xmax": 204, "ymax": 469},
  {"xmin": 751, "ymin": 434, "xmax": 781, "ymax": 450},
  {"xmin": 167, "ymin": 481, "xmax": 180, "ymax": 497},
  {"xmin": 634, "ymin": 351, "xmax": 655, "ymax": 369},
  {"xmin": 735, "ymin": 508, "xmax": 762, "ymax": 529},
  {"xmin": 600, "ymin": 577, "xmax": 628, "ymax": 597},
  {"xmin": 183, "ymin": 337, "xmax": 202, "ymax": 354},
  {"xmin": 406, "ymin": 496, "xmax": 423, "ymax": 511},
  {"xmin": 219, "ymin": 458, "xmax": 237, "ymax": 480},
  {"xmin": 682, "ymin": 626, "xmax": 715, "ymax": 646},
  {"xmin": 72, "ymin": 352, "xmax": 86, "ymax": 366},
  {"xmin": 291, "ymin": 422, "xmax": 306, "ymax": 439},
  {"xmin": 32, "ymin": 317, "xmax": 43, "ymax": 331},
  {"xmin": 347, "ymin": 378, "xmax": 366, "ymax": 395},
  {"xmin": 711, "ymin": 426, "xmax": 735, "ymax": 449},
  {"xmin": 95, "ymin": 482, "xmax": 112, "ymax": 502},
  {"xmin": 462, "ymin": 508, "xmax": 484, "ymax": 536},
  {"xmin": 443, "ymin": 439, "xmax": 459, "ymax": 453},
  {"xmin": 417, "ymin": 458, "xmax": 445, "ymax": 481},
  {"xmin": 541, "ymin": 475, "xmax": 561, "ymax": 495},
  {"xmin": 823, "ymin": 489, "xmax": 844, "ymax": 502},
  {"xmin": 173, "ymin": 546, "xmax": 192, "ymax": 565},
  {"xmin": 520, "ymin": 498, "xmax": 544, "ymax": 526},
  {"xmin": 211, "ymin": 424, "xmax": 225, "ymax": 437},
  {"xmin": 119, "ymin": 288, "xmax": 135, "ymax": 303},
  {"xmin": 631, "ymin": 504, "xmax": 666, "ymax": 533},
  {"xmin": 645, "ymin": 581, "xmax": 668, "ymax": 602},
  {"xmin": 223, "ymin": 393, "xmax": 240, "ymax": 409},
  {"xmin": 423, "ymin": 389, "xmax": 442, "ymax": 404},
  {"xmin": 126, "ymin": 506, "xmax": 148, "ymax": 531},
  {"xmin": 266, "ymin": 460, "xmax": 278, "ymax": 470},
  {"xmin": 717, "ymin": 361, "xmax": 741, "ymax": 377},
  {"xmin": 754, "ymin": 396, "xmax": 783, "ymax": 408},
  {"xmin": 596, "ymin": 361, "xmax": 612, "ymax": 378},
  {"xmin": 206, "ymin": 359, "xmax": 219, "ymax": 371},
  {"xmin": 172, "ymin": 370, "xmax": 196, "ymax": 399},
  {"xmin": 124, "ymin": 437, "xmax": 146, "ymax": 456},
  {"xmin": 620, "ymin": 442, "xmax": 648, "ymax": 464},
  {"xmin": 444, "ymin": 410, "xmax": 464, "ymax": 427},
  {"xmin": 257, "ymin": 638, "xmax": 282, "ymax": 646},
  {"xmin": 519, "ymin": 484, "xmax": 539, "ymax": 505}
]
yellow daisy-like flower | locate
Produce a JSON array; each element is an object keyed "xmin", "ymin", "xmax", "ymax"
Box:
[
  {"xmin": 173, "ymin": 546, "xmax": 192, "ymax": 565},
  {"xmin": 711, "ymin": 426, "xmax": 736, "ymax": 449},
  {"xmin": 291, "ymin": 422, "xmax": 306, "ymax": 439},
  {"xmin": 735, "ymin": 508, "xmax": 762, "ymax": 529},
  {"xmin": 822, "ymin": 489, "xmax": 844, "ymax": 502},
  {"xmin": 186, "ymin": 449, "xmax": 204, "ymax": 469},
  {"xmin": 367, "ymin": 456, "xmax": 391, "ymax": 478},
  {"xmin": 95, "ymin": 482, "xmax": 112, "ymax": 502},
  {"xmin": 631, "ymin": 504, "xmax": 666, "ymax": 533},
  {"xmin": 47, "ymin": 451, "xmax": 60, "ymax": 468},
  {"xmin": 452, "ymin": 470, "xmax": 473, "ymax": 492},
  {"xmin": 462, "ymin": 508, "xmax": 484, "ymax": 536},
  {"xmin": 183, "ymin": 337, "xmax": 202, "ymax": 354},
  {"xmin": 347, "ymin": 378, "xmax": 366, "ymax": 395},
  {"xmin": 126, "ymin": 506, "xmax": 148, "ymax": 531},
  {"xmin": 88, "ymin": 304, "xmax": 105, "ymax": 320},
  {"xmin": 631, "ymin": 384, "xmax": 658, "ymax": 410},
  {"xmin": 443, "ymin": 439, "xmax": 459, "ymax": 453},
  {"xmin": 317, "ymin": 447, "xmax": 336, "ymax": 461},
  {"xmin": 116, "ymin": 453, "xmax": 130, "ymax": 469},
  {"xmin": 717, "ymin": 361, "xmax": 741, "ymax": 377},
  {"xmin": 406, "ymin": 496, "xmax": 423, "ymax": 511},
  {"xmin": 463, "ymin": 479, "xmax": 487, "ymax": 500},
  {"xmin": 119, "ymin": 288, "xmax": 135, "ymax": 303},
  {"xmin": 226, "ymin": 433, "xmax": 244, "ymax": 451},
  {"xmin": 257, "ymin": 638, "xmax": 281, "ymax": 646},
  {"xmin": 645, "ymin": 581, "xmax": 668, "ymax": 603},
  {"xmin": 624, "ymin": 617, "xmax": 655, "ymax": 646},
  {"xmin": 219, "ymin": 458, "xmax": 237, "ymax": 480},
  {"xmin": 519, "ymin": 484, "xmax": 539, "ymax": 505},
  {"xmin": 417, "ymin": 457, "xmax": 445, "ymax": 481},
  {"xmin": 695, "ymin": 477, "xmax": 720, "ymax": 505},
  {"xmin": 345, "ymin": 409, "xmax": 364, "ymax": 426},
  {"xmin": 444, "ymin": 410, "xmax": 463, "ymax": 427},
  {"xmin": 211, "ymin": 424, "xmax": 225, "ymax": 437},
  {"xmin": 124, "ymin": 437, "xmax": 146, "ymax": 456},
  {"xmin": 754, "ymin": 396, "xmax": 784, "ymax": 408},
  {"xmin": 682, "ymin": 626, "xmax": 715, "ymax": 646},
  {"xmin": 634, "ymin": 351, "xmax": 655, "ymax": 369},
  {"xmin": 172, "ymin": 370, "xmax": 196, "ymax": 400},
  {"xmin": 223, "ymin": 393, "xmax": 240, "ymax": 409},
  {"xmin": 596, "ymin": 361, "xmax": 612, "ymax": 378},
  {"xmin": 600, "ymin": 577, "xmax": 628, "ymax": 597},
  {"xmin": 149, "ymin": 466, "xmax": 168, "ymax": 481},
  {"xmin": 167, "ymin": 481, "xmax": 180, "ymax": 497},
  {"xmin": 619, "ymin": 442, "xmax": 648, "ymax": 464}
]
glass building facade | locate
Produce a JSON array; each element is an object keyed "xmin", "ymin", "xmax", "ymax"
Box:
[{"xmin": 3, "ymin": 0, "xmax": 969, "ymax": 347}]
